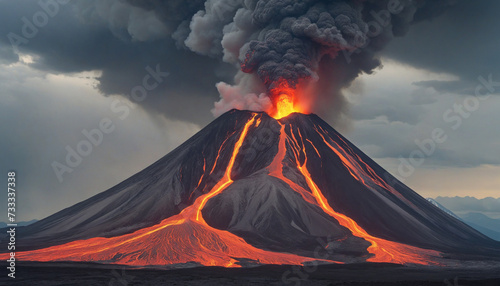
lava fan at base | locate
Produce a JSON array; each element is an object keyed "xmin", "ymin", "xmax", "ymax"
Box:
[{"xmin": 2, "ymin": 110, "xmax": 499, "ymax": 268}]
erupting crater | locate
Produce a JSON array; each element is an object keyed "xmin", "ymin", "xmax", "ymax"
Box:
[
  {"xmin": 268, "ymin": 80, "xmax": 304, "ymax": 119},
  {"xmin": 2, "ymin": 108, "xmax": 499, "ymax": 268}
]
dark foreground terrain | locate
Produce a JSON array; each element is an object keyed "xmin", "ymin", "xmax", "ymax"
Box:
[{"xmin": 1, "ymin": 262, "xmax": 500, "ymax": 285}]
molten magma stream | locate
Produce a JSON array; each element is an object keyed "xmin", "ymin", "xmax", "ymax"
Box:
[
  {"xmin": 193, "ymin": 113, "xmax": 254, "ymax": 223},
  {"xmin": 3, "ymin": 115, "xmax": 328, "ymax": 267},
  {"xmin": 313, "ymin": 125, "xmax": 420, "ymax": 211},
  {"xmin": 268, "ymin": 122, "xmax": 441, "ymax": 265},
  {"xmin": 3, "ymin": 113, "xmax": 442, "ymax": 267}
]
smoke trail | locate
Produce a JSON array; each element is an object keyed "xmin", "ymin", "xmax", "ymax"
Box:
[
  {"xmin": 243, "ymin": 2, "xmax": 368, "ymax": 90},
  {"xmin": 87, "ymin": 0, "xmax": 454, "ymax": 119}
]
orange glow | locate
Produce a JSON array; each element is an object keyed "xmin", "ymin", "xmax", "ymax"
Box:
[
  {"xmin": 268, "ymin": 80, "xmax": 303, "ymax": 119},
  {"xmin": 195, "ymin": 113, "xmax": 256, "ymax": 222},
  {"xmin": 197, "ymin": 157, "xmax": 206, "ymax": 187},
  {"xmin": 274, "ymin": 94, "xmax": 296, "ymax": 119},
  {"xmin": 313, "ymin": 125, "xmax": 417, "ymax": 209},
  {"xmin": 267, "ymin": 123, "xmax": 441, "ymax": 265},
  {"xmin": 0, "ymin": 113, "xmax": 444, "ymax": 267},
  {"xmin": 1, "ymin": 114, "xmax": 333, "ymax": 267},
  {"xmin": 267, "ymin": 124, "xmax": 319, "ymax": 207}
]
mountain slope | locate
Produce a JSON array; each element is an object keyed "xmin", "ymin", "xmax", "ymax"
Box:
[{"xmin": 2, "ymin": 110, "xmax": 499, "ymax": 267}]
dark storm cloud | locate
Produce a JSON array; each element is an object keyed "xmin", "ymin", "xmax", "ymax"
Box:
[
  {"xmin": 345, "ymin": 0, "xmax": 500, "ymax": 170},
  {"xmin": 126, "ymin": 0, "xmax": 206, "ymax": 23},
  {"xmin": 413, "ymin": 80, "xmax": 475, "ymax": 95},
  {"xmin": 0, "ymin": 61, "xmax": 202, "ymax": 221},
  {"xmin": 351, "ymin": 97, "xmax": 422, "ymax": 124},
  {"xmin": 0, "ymin": 0, "xmax": 235, "ymax": 125},
  {"xmin": 384, "ymin": 0, "xmax": 500, "ymax": 95},
  {"xmin": 350, "ymin": 116, "xmax": 500, "ymax": 169},
  {"xmin": 0, "ymin": 44, "xmax": 18, "ymax": 65},
  {"xmin": 0, "ymin": 0, "xmax": 456, "ymax": 125}
]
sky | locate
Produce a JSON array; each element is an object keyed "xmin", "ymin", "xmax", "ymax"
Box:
[{"xmin": 0, "ymin": 0, "xmax": 499, "ymax": 221}]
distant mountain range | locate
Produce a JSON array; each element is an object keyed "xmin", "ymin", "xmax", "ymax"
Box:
[
  {"xmin": 428, "ymin": 198, "xmax": 500, "ymax": 241},
  {"xmin": 2, "ymin": 110, "xmax": 499, "ymax": 267},
  {"xmin": 0, "ymin": 219, "xmax": 38, "ymax": 228},
  {"xmin": 433, "ymin": 196, "xmax": 500, "ymax": 213},
  {"xmin": 459, "ymin": 212, "xmax": 500, "ymax": 241}
]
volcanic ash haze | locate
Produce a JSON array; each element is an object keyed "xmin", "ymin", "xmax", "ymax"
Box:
[
  {"xmin": 2, "ymin": 110, "xmax": 500, "ymax": 267},
  {"xmin": 88, "ymin": 0, "xmax": 456, "ymax": 120}
]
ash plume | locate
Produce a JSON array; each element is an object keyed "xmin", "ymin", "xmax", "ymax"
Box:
[{"xmin": 82, "ymin": 0, "xmax": 455, "ymax": 120}]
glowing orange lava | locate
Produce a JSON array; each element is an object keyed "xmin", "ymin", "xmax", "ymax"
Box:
[
  {"xmin": 268, "ymin": 122, "xmax": 441, "ymax": 265},
  {"xmin": 1, "ymin": 114, "xmax": 332, "ymax": 267},
  {"xmin": 194, "ymin": 113, "xmax": 256, "ymax": 223},
  {"xmin": 0, "ymin": 113, "xmax": 443, "ymax": 267},
  {"xmin": 269, "ymin": 80, "xmax": 302, "ymax": 119},
  {"xmin": 274, "ymin": 93, "xmax": 297, "ymax": 119},
  {"xmin": 313, "ymin": 124, "xmax": 418, "ymax": 210}
]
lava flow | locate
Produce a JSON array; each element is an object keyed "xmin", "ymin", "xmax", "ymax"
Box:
[
  {"xmin": 264, "ymin": 82, "xmax": 441, "ymax": 265},
  {"xmin": 268, "ymin": 122, "xmax": 441, "ymax": 265},
  {"xmin": 2, "ymin": 114, "xmax": 331, "ymax": 267},
  {"xmin": 0, "ymin": 76, "xmax": 454, "ymax": 268}
]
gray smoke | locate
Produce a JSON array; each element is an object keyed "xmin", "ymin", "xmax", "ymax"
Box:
[
  {"xmin": 82, "ymin": 0, "xmax": 455, "ymax": 119},
  {"xmin": 242, "ymin": 2, "xmax": 368, "ymax": 91}
]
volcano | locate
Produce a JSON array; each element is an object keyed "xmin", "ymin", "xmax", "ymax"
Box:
[{"xmin": 3, "ymin": 110, "xmax": 500, "ymax": 267}]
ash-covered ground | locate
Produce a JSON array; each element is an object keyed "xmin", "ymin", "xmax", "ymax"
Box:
[{"xmin": 1, "ymin": 261, "xmax": 500, "ymax": 285}]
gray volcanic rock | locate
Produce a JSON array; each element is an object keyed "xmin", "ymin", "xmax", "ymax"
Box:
[
  {"xmin": 4, "ymin": 110, "xmax": 500, "ymax": 261},
  {"xmin": 9, "ymin": 110, "xmax": 266, "ymax": 250},
  {"xmin": 203, "ymin": 172, "xmax": 371, "ymax": 257}
]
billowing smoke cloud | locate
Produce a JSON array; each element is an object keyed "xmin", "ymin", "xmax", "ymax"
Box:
[
  {"xmin": 10, "ymin": 0, "xmax": 453, "ymax": 122},
  {"xmin": 70, "ymin": 0, "xmax": 454, "ymax": 119},
  {"xmin": 242, "ymin": 2, "xmax": 368, "ymax": 90},
  {"xmin": 163, "ymin": 0, "xmax": 454, "ymax": 118}
]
